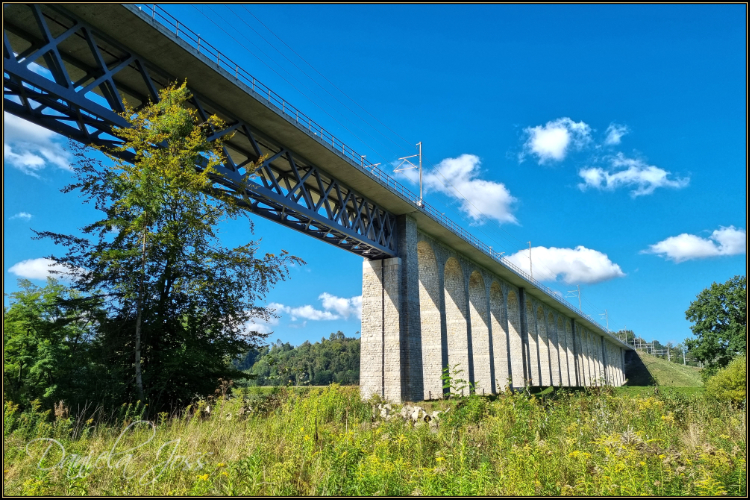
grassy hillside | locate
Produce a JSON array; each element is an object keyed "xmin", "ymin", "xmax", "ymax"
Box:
[
  {"xmin": 4, "ymin": 385, "xmax": 745, "ymax": 496},
  {"xmin": 627, "ymin": 351, "xmax": 703, "ymax": 387}
]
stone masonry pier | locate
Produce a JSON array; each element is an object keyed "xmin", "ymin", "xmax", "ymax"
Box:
[{"xmin": 361, "ymin": 216, "xmax": 629, "ymax": 403}]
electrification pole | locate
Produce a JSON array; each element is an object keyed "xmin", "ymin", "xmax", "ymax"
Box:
[
  {"xmin": 567, "ymin": 285, "xmax": 581, "ymax": 310},
  {"xmin": 395, "ymin": 142, "xmax": 423, "ymax": 207},
  {"xmin": 528, "ymin": 241, "xmax": 532, "ymax": 278}
]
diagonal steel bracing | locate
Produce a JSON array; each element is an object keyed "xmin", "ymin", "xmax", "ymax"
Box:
[{"xmin": 3, "ymin": 3, "xmax": 396, "ymax": 258}]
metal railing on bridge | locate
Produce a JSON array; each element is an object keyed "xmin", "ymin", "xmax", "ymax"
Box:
[{"xmin": 136, "ymin": 4, "xmax": 622, "ymax": 344}]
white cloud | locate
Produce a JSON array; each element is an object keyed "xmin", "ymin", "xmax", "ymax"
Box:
[
  {"xmin": 604, "ymin": 123, "xmax": 629, "ymax": 145},
  {"xmin": 319, "ymin": 292, "xmax": 362, "ymax": 320},
  {"xmin": 10, "ymin": 212, "xmax": 33, "ymax": 220},
  {"xmin": 272, "ymin": 303, "xmax": 339, "ymax": 321},
  {"xmin": 8, "ymin": 258, "xmax": 82, "ymax": 281},
  {"xmin": 3, "ymin": 112, "xmax": 71, "ymax": 177},
  {"xmin": 397, "ymin": 154, "xmax": 518, "ymax": 225},
  {"xmin": 578, "ymin": 153, "xmax": 689, "ymax": 197},
  {"xmin": 521, "ymin": 117, "xmax": 592, "ymax": 164},
  {"xmin": 268, "ymin": 292, "xmax": 362, "ymax": 322},
  {"xmin": 245, "ymin": 316, "xmax": 278, "ymax": 335},
  {"xmin": 643, "ymin": 226, "xmax": 746, "ymax": 263},
  {"xmin": 505, "ymin": 245, "xmax": 625, "ymax": 284}
]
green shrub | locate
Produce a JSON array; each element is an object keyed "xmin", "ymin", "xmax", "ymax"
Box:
[{"xmin": 704, "ymin": 356, "xmax": 746, "ymax": 405}]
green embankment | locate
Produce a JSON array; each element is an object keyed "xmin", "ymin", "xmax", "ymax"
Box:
[{"xmin": 626, "ymin": 351, "xmax": 703, "ymax": 387}]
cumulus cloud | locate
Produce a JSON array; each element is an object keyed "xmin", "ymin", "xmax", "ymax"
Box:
[
  {"xmin": 520, "ymin": 117, "xmax": 592, "ymax": 164},
  {"xmin": 397, "ymin": 154, "xmax": 518, "ymax": 225},
  {"xmin": 8, "ymin": 258, "xmax": 82, "ymax": 281},
  {"xmin": 269, "ymin": 293, "xmax": 362, "ymax": 322},
  {"xmin": 505, "ymin": 245, "xmax": 625, "ymax": 284},
  {"xmin": 3, "ymin": 112, "xmax": 71, "ymax": 177},
  {"xmin": 245, "ymin": 316, "xmax": 278, "ymax": 335},
  {"xmin": 319, "ymin": 293, "xmax": 362, "ymax": 320},
  {"xmin": 578, "ymin": 153, "xmax": 689, "ymax": 197},
  {"xmin": 10, "ymin": 212, "xmax": 33, "ymax": 220},
  {"xmin": 642, "ymin": 226, "xmax": 746, "ymax": 263},
  {"xmin": 604, "ymin": 123, "xmax": 629, "ymax": 145}
]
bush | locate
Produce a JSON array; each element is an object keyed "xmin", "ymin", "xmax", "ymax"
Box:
[{"xmin": 704, "ymin": 356, "xmax": 746, "ymax": 405}]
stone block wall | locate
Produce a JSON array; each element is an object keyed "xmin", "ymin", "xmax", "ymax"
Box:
[{"xmin": 361, "ymin": 218, "xmax": 629, "ymax": 402}]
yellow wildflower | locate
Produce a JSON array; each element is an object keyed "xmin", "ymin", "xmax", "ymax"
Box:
[{"xmin": 197, "ymin": 474, "xmax": 209, "ymax": 481}]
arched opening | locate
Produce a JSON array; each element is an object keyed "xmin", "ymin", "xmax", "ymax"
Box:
[
  {"xmin": 583, "ymin": 329, "xmax": 593, "ymax": 386},
  {"xmin": 469, "ymin": 271, "xmax": 492, "ymax": 394},
  {"xmin": 563, "ymin": 318, "xmax": 576, "ymax": 387},
  {"xmin": 444, "ymin": 257, "xmax": 469, "ymax": 395},
  {"xmin": 556, "ymin": 316, "xmax": 568, "ymax": 386},
  {"xmin": 506, "ymin": 290, "xmax": 524, "ymax": 388},
  {"xmin": 547, "ymin": 312, "xmax": 561, "ymax": 386},
  {"xmin": 526, "ymin": 301, "xmax": 540, "ymax": 386},
  {"xmin": 591, "ymin": 332, "xmax": 602, "ymax": 386},
  {"xmin": 536, "ymin": 306, "xmax": 551, "ymax": 386},
  {"xmin": 594, "ymin": 335, "xmax": 604, "ymax": 385},
  {"xmin": 490, "ymin": 282, "xmax": 509, "ymax": 391},
  {"xmin": 418, "ymin": 241, "xmax": 442, "ymax": 399}
]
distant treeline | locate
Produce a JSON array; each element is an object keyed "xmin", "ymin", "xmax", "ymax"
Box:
[
  {"xmin": 234, "ymin": 331, "xmax": 360, "ymax": 386},
  {"xmin": 233, "ymin": 329, "xmax": 694, "ymax": 388}
]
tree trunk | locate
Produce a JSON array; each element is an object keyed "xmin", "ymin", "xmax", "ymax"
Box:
[{"xmin": 134, "ymin": 230, "xmax": 146, "ymax": 401}]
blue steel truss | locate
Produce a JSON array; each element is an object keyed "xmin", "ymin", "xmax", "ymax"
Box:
[{"xmin": 3, "ymin": 3, "xmax": 396, "ymax": 258}]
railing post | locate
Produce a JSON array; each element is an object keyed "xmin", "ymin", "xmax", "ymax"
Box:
[
  {"xmin": 152, "ymin": 4, "xmax": 155, "ymax": 19},
  {"xmin": 175, "ymin": 20, "xmax": 179, "ymax": 36}
]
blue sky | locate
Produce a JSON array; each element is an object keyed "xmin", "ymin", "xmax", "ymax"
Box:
[{"xmin": 4, "ymin": 4, "xmax": 746, "ymax": 349}]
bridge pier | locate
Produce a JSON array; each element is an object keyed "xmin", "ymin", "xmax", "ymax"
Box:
[{"xmin": 360, "ymin": 216, "xmax": 423, "ymax": 403}]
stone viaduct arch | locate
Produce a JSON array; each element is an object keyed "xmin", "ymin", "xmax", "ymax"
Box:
[
  {"xmin": 469, "ymin": 271, "xmax": 492, "ymax": 394},
  {"xmin": 547, "ymin": 310, "xmax": 561, "ymax": 386},
  {"xmin": 360, "ymin": 215, "xmax": 632, "ymax": 402},
  {"xmin": 444, "ymin": 257, "xmax": 470, "ymax": 395},
  {"xmin": 489, "ymin": 282, "xmax": 509, "ymax": 391},
  {"xmin": 417, "ymin": 241, "xmax": 442, "ymax": 401},
  {"xmin": 536, "ymin": 305, "xmax": 552, "ymax": 386}
]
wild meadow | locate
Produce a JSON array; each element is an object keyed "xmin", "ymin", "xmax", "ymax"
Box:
[{"xmin": 3, "ymin": 384, "xmax": 746, "ymax": 496}]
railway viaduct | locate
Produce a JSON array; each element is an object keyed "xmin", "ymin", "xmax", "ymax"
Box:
[{"xmin": 4, "ymin": 3, "xmax": 633, "ymax": 403}]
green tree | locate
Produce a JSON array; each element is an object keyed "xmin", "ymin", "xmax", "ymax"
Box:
[
  {"xmin": 36, "ymin": 82, "xmax": 302, "ymax": 409},
  {"xmin": 239, "ymin": 332, "xmax": 360, "ymax": 386},
  {"xmin": 3, "ymin": 278, "xmax": 104, "ymax": 408},
  {"xmin": 704, "ymin": 355, "xmax": 746, "ymax": 405},
  {"xmin": 684, "ymin": 275, "xmax": 746, "ymax": 379}
]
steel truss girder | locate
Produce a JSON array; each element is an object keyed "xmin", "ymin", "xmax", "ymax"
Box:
[{"xmin": 3, "ymin": 4, "xmax": 396, "ymax": 258}]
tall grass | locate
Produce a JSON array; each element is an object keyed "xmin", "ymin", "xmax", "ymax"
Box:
[{"xmin": 3, "ymin": 385, "xmax": 746, "ymax": 496}]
